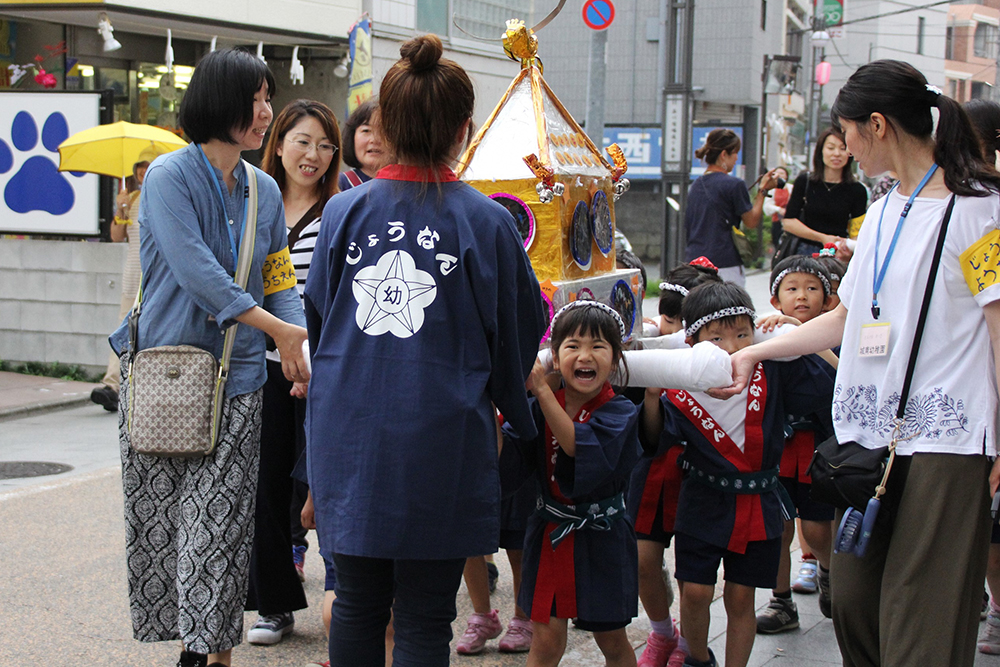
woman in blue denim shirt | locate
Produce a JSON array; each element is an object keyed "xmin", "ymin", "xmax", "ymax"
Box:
[{"xmin": 110, "ymin": 49, "xmax": 308, "ymax": 667}]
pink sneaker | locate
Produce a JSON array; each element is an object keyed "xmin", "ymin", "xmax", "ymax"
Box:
[
  {"xmin": 498, "ymin": 617, "xmax": 533, "ymax": 653},
  {"xmin": 455, "ymin": 610, "xmax": 503, "ymax": 655},
  {"xmin": 638, "ymin": 629, "xmax": 679, "ymax": 667},
  {"xmin": 666, "ymin": 646, "xmax": 688, "ymax": 667}
]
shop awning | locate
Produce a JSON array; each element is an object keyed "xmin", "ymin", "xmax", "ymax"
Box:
[{"xmin": 0, "ymin": 1, "xmax": 354, "ymax": 47}]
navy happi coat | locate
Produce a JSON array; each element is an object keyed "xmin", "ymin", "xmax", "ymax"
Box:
[
  {"xmin": 500, "ymin": 386, "xmax": 641, "ymax": 625},
  {"xmin": 662, "ymin": 356, "xmax": 834, "ymax": 553},
  {"xmin": 304, "ymin": 165, "xmax": 545, "ymax": 560}
]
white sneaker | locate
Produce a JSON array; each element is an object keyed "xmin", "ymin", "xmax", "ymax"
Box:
[
  {"xmin": 247, "ymin": 612, "xmax": 295, "ymax": 645},
  {"xmin": 979, "ymin": 611, "xmax": 1000, "ymax": 654}
]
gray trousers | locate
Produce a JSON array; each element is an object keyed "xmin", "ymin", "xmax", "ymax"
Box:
[{"xmin": 830, "ymin": 452, "xmax": 992, "ymax": 667}]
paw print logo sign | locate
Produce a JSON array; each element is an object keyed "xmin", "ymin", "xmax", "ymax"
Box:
[{"xmin": 0, "ymin": 91, "xmax": 103, "ymax": 235}]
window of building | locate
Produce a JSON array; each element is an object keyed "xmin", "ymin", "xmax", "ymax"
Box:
[
  {"xmin": 452, "ymin": 0, "xmax": 533, "ymax": 41},
  {"xmin": 972, "ymin": 81, "xmax": 991, "ymax": 100},
  {"xmin": 417, "ymin": 0, "xmax": 449, "ymax": 35},
  {"xmin": 917, "ymin": 17, "xmax": 925, "ymax": 55},
  {"xmin": 974, "ymin": 22, "xmax": 998, "ymax": 59},
  {"xmin": 945, "ymin": 26, "xmax": 954, "ymax": 60}
]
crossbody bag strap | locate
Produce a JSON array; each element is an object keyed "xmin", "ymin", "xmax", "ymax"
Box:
[
  {"xmin": 895, "ymin": 194, "xmax": 955, "ymax": 417},
  {"xmin": 218, "ymin": 160, "xmax": 259, "ymax": 375}
]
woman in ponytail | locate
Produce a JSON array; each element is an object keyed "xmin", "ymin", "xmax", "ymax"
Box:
[
  {"xmin": 685, "ymin": 129, "xmax": 778, "ymax": 285},
  {"xmin": 303, "ymin": 34, "xmax": 546, "ymax": 666},
  {"xmin": 717, "ymin": 59, "xmax": 1000, "ymax": 667}
]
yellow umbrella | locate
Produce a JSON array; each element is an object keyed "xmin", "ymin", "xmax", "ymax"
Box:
[{"xmin": 57, "ymin": 121, "xmax": 187, "ymax": 179}]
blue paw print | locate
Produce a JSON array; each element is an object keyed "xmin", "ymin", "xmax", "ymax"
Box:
[{"xmin": 0, "ymin": 111, "xmax": 82, "ymax": 215}]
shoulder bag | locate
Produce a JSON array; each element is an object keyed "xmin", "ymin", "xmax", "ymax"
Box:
[
  {"xmin": 126, "ymin": 161, "xmax": 259, "ymax": 457},
  {"xmin": 772, "ymin": 174, "xmax": 806, "ymax": 265},
  {"xmin": 808, "ymin": 195, "xmax": 955, "ymax": 510}
]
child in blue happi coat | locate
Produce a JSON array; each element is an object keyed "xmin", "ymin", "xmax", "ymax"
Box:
[
  {"xmin": 755, "ymin": 256, "xmax": 838, "ymax": 633},
  {"xmin": 500, "ymin": 300, "xmax": 642, "ymax": 667},
  {"xmin": 645, "ymin": 282, "xmax": 834, "ymax": 667}
]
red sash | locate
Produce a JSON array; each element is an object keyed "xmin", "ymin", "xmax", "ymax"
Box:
[
  {"xmin": 666, "ymin": 363, "xmax": 768, "ymax": 554},
  {"xmin": 635, "ymin": 388, "xmax": 682, "ymax": 535},
  {"xmin": 532, "ymin": 383, "xmax": 616, "ymax": 623},
  {"xmin": 780, "ymin": 429, "xmax": 815, "ymax": 483}
]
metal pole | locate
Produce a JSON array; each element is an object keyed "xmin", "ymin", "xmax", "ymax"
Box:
[
  {"xmin": 659, "ymin": 0, "xmax": 695, "ymax": 276},
  {"xmin": 585, "ymin": 28, "xmax": 608, "ymax": 148}
]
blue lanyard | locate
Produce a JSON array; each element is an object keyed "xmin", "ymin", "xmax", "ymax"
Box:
[
  {"xmin": 871, "ymin": 163, "xmax": 938, "ymax": 319},
  {"xmin": 197, "ymin": 145, "xmax": 246, "ymax": 270}
]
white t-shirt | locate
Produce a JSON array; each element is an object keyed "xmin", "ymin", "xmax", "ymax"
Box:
[{"xmin": 837, "ymin": 187, "xmax": 1000, "ymax": 456}]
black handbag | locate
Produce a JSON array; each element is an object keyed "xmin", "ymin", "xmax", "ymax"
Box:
[{"xmin": 808, "ymin": 195, "xmax": 955, "ymax": 511}]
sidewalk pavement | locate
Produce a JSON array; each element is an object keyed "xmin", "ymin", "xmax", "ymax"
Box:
[{"xmin": 0, "ymin": 369, "xmax": 101, "ymax": 420}]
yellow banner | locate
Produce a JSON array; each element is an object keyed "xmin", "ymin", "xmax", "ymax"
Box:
[
  {"xmin": 960, "ymin": 229, "xmax": 1000, "ymax": 295},
  {"xmin": 263, "ymin": 247, "xmax": 296, "ymax": 296}
]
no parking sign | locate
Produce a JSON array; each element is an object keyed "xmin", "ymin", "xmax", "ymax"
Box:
[{"xmin": 582, "ymin": 0, "xmax": 615, "ymax": 30}]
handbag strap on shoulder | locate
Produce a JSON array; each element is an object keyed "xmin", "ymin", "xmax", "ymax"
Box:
[
  {"xmin": 218, "ymin": 160, "xmax": 259, "ymax": 374},
  {"xmin": 129, "ymin": 160, "xmax": 259, "ymax": 372},
  {"xmin": 896, "ymin": 194, "xmax": 955, "ymax": 418}
]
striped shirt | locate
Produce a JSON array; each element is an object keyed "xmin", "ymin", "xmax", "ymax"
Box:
[{"xmin": 266, "ymin": 215, "xmax": 320, "ymax": 362}]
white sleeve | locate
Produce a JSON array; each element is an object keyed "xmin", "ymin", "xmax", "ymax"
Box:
[
  {"xmin": 638, "ymin": 330, "xmax": 687, "ymax": 350},
  {"xmin": 616, "ymin": 342, "xmax": 733, "ymax": 390}
]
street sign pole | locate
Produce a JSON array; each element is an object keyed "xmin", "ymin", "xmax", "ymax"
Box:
[
  {"xmin": 583, "ymin": 0, "xmax": 615, "ymax": 147},
  {"xmin": 660, "ymin": 0, "xmax": 695, "ymax": 276}
]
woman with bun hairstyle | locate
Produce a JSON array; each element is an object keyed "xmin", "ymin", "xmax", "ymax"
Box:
[
  {"xmin": 778, "ymin": 127, "xmax": 868, "ymax": 258},
  {"xmin": 719, "ymin": 60, "xmax": 1000, "ymax": 667},
  {"xmin": 685, "ymin": 129, "xmax": 778, "ymax": 286},
  {"xmin": 304, "ymin": 34, "xmax": 546, "ymax": 666}
]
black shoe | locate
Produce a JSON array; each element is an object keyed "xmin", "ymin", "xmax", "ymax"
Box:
[
  {"xmin": 177, "ymin": 651, "xmax": 207, "ymax": 667},
  {"xmin": 90, "ymin": 385, "xmax": 118, "ymax": 412},
  {"xmin": 487, "ymin": 561, "xmax": 499, "ymax": 593},
  {"xmin": 818, "ymin": 567, "xmax": 832, "ymax": 619}
]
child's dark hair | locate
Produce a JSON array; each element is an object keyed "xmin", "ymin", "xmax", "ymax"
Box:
[
  {"xmin": 814, "ymin": 256, "xmax": 847, "ymax": 283},
  {"xmin": 682, "ymin": 282, "xmax": 755, "ymax": 342},
  {"xmin": 616, "ymin": 250, "xmax": 647, "ymax": 292},
  {"xmin": 831, "ymin": 59, "xmax": 1000, "ymax": 197},
  {"xmin": 549, "ymin": 303, "xmax": 628, "ymax": 384},
  {"xmin": 658, "ymin": 262, "xmax": 722, "ymax": 318},
  {"xmin": 769, "ymin": 255, "xmax": 834, "ymax": 297}
]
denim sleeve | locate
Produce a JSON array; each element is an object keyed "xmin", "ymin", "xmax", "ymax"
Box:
[{"xmin": 141, "ymin": 164, "xmax": 256, "ymax": 329}]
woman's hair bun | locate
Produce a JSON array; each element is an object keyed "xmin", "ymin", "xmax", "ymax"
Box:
[{"xmin": 399, "ymin": 34, "xmax": 443, "ymax": 73}]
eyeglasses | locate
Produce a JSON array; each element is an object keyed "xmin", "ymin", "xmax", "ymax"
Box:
[{"xmin": 285, "ymin": 138, "xmax": 338, "ymax": 156}]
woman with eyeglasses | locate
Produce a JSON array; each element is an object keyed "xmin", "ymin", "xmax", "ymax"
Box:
[{"xmin": 243, "ymin": 99, "xmax": 342, "ymax": 647}]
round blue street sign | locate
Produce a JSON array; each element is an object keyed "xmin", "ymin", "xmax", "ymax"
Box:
[{"xmin": 582, "ymin": 0, "xmax": 615, "ymax": 30}]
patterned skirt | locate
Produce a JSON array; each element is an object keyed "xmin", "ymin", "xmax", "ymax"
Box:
[{"xmin": 118, "ymin": 354, "xmax": 263, "ymax": 654}]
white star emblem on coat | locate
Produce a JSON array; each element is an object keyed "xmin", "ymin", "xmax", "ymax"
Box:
[{"xmin": 353, "ymin": 250, "xmax": 437, "ymax": 338}]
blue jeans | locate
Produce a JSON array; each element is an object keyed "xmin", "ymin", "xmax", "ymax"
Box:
[{"xmin": 329, "ymin": 553, "xmax": 466, "ymax": 667}]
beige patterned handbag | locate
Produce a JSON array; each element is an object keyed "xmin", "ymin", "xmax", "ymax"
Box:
[{"xmin": 127, "ymin": 162, "xmax": 258, "ymax": 457}]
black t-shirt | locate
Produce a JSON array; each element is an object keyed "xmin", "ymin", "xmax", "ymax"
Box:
[
  {"xmin": 784, "ymin": 172, "xmax": 868, "ymax": 237},
  {"xmin": 684, "ymin": 171, "xmax": 752, "ymax": 268}
]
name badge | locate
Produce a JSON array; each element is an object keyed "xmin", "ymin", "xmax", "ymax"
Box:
[{"xmin": 858, "ymin": 322, "xmax": 890, "ymax": 357}]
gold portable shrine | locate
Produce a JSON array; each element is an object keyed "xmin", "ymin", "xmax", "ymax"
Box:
[{"xmin": 457, "ymin": 20, "xmax": 640, "ymax": 342}]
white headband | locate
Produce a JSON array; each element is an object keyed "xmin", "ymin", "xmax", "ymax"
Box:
[
  {"xmin": 684, "ymin": 306, "xmax": 756, "ymax": 339},
  {"xmin": 770, "ymin": 266, "xmax": 832, "ymax": 297},
  {"xmin": 550, "ymin": 299, "xmax": 627, "ymax": 341},
  {"xmin": 659, "ymin": 282, "xmax": 689, "ymax": 297}
]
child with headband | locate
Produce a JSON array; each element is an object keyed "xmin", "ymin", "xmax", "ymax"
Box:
[
  {"xmin": 755, "ymin": 256, "xmax": 838, "ymax": 635},
  {"xmin": 645, "ymin": 282, "xmax": 834, "ymax": 667},
  {"xmin": 630, "ymin": 258, "xmax": 722, "ymax": 667},
  {"xmin": 500, "ymin": 300, "xmax": 642, "ymax": 667}
]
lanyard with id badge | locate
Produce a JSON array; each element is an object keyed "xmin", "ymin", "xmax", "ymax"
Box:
[{"xmin": 864, "ymin": 164, "xmax": 938, "ymax": 358}]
